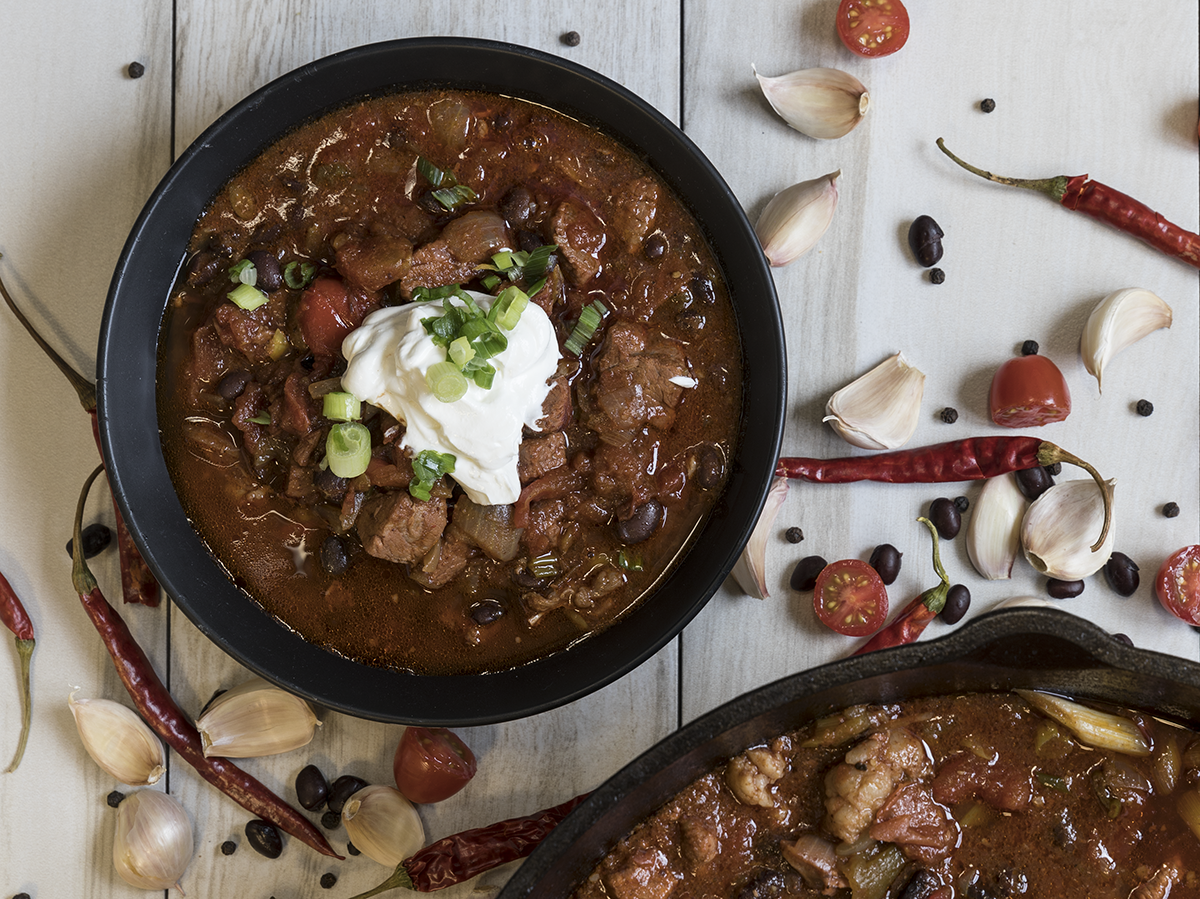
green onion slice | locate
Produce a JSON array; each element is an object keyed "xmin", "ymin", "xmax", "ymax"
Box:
[
  {"xmin": 491, "ymin": 285, "xmax": 529, "ymax": 331},
  {"xmin": 322, "ymin": 391, "xmax": 361, "ymax": 422},
  {"xmin": 529, "ymin": 553, "xmax": 561, "ymax": 579},
  {"xmin": 247, "ymin": 411, "xmax": 271, "ymax": 426},
  {"xmin": 616, "ymin": 550, "xmax": 644, "ymax": 572},
  {"xmin": 326, "ymin": 422, "xmax": 372, "ymax": 479},
  {"xmin": 410, "ymin": 449, "xmax": 456, "ymax": 501},
  {"xmin": 470, "ymin": 363, "xmax": 495, "ymax": 390},
  {"xmin": 426, "ymin": 360, "xmax": 469, "ymax": 404},
  {"xmin": 415, "ymin": 157, "xmax": 477, "ymax": 211},
  {"xmin": 283, "ymin": 261, "xmax": 316, "ymax": 289},
  {"xmin": 448, "ymin": 336, "xmax": 475, "ymax": 368},
  {"xmin": 565, "ymin": 300, "xmax": 607, "ymax": 355},
  {"xmin": 228, "ymin": 259, "xmax": 257, "ymax": 286},
  {"xmin": 228, "ymin": 282, "xmax": 269, "ymax": 311}
]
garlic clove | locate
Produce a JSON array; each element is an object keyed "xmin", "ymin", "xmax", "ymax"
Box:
[
  {"xmin": 196, "ymin": 676, "xmax": 320, "ymax": 758},
  {"xmin": 966, "ymin": 473, "xmax": 1028, "ymax": 580},
  {"xmin": 755, "ymin": 171, "xmax": 839, "ymax": 267},
  {"xmin": 753, "ymin": 66, "xmax": 869, "ymax": 140},
  {"xmin": 113, "ymin": 790, "xmax": 194, "ymax": 891},
  {"xmin": 342, "ymin": 784, "xmax": 425, "ymax": 867},
  {"xmin": 1081, "ymin": 287, "xmax": 1172, "ymax": 392},
  {"xmin": 68, "ymin": 691, "xmax": 165, "ymax": 786},
  {"xmin": 823, "ymin": 352, "xmax": 926, "ymax": 450},
  {"xmin": 1021, "ymin": 478, "xmax": 1116, "ymax": 580},
  {"xmin": 730, "ymin": 476, "xmax": 789, "ymax": 599}
]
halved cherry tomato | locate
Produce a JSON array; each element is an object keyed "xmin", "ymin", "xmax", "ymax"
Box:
[
  {"xmin": 393, "ymin": 726, "xmax": 477, "ymax": 804},
  {"xmin": 988, "ymin": 354, "xmax": 1071, "ymax": 427},
  {"xmin": 835, "ymin": 0, "xmax": 910, "ymax": 58},
  {"xmin": 813, "ymin": 559, "xmax": 889, "ymax": 636},
  {"xmin": 1156, "ymin": 545, "xmax": 1200, "ymax": 625}
]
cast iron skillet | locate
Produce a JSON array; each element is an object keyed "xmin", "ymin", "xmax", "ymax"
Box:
[
  {"xmin": 499, "ymin": 607, "xmax": 1200, "ymax": 897},
  {"xmin": 96, "ymin": 38, "xmax": 785, "ymax": 724}
]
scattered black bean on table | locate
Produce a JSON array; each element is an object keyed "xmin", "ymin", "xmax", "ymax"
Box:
[
  {"xmin": 1104, "ymin": 552, "xmax": 1140, "ymax": 596},
  {"xmin": 245, "ymin": 819, "xmax": 284, "ymax": 859},
  {"xmin": 790, "ymin": 556, "xmax": 827, "ymax": 592},
  {"xmin": 927, "ymin": 497, "xmax": 961, "ymax": 539},
  {"xmin": 1047, "ymin": 578, "xmax": 1085, "ymax": 599},
  {"xmin": 940, "ymin": 406, "xmax": 958, "ymax": 424},
  {"xmin": 908, "ymin": 215, "xmax": 945, "ymax": 266},
  {"xmin": 296, "ymin": 764, "xmax": 330, "ymax": 810},
  {"xmin": 327, "ymin": 775, "xmax": 368, "ymax": 815},
  {"xmin": 941, "ymin": 585, "xmax": 971, "ymax": 624},
  {"xmin": 1136, "ymin": 398, "xmax": 1154, "ymax": 417},
  {"xmin": 1015, "ymin": 465, "xmax": 1054, "ymax": 501},
  {"xmin": 346, "ymin": 841, "xmax": 361, "ymax": 856},
  {"xmin": 868, "ymin": 544, "xmax": 903, "ymax": 585},
  {"xmin": 1112, "ymin": 633, "xmax": 1134, "ymax": 646},
  {"xmin": 1164, "ymin": 502, "xmax": 1181, "ymax": 518},
  {"xmin": 65, "ymin": 522, "xmax": 113, "ymax": 559},
  {"xmin": 784, "ymin": 526, "xmax": 804, "ymax": 544}
]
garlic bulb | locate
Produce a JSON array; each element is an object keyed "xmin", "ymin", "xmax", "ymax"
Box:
[
  {"xmin": 754, "ymin": 66, "xmax": 869, "ymax": 140},
  {"xmin": 342, "ymin": 784, "xmax": 425, "ymax": 867},
  {"xmin": 113, "ymin": 790, "xmax": 194, "ymax": 891},
  {"xmin": 966, "ymin": 473, "xmax": 1027, "ymax": 580},
  {"xmin": 755, "ymin": 171, "xmax": 839, "ymax": 267},
  {"xmin": 1080, "ymin": 287, "xmax": 1173, "ymax": 392},
  {"xmin": 730, "ymin": 476, "xmax": 789, "ymax": 599},
  {"xmin": 68, "ymin": 692, "xmax": 165, "ymax": 786},
  {"xmin": 823, "ymin": 352, "xmax": 925, "ymax": 450},
  {"xmin": 196, "ymin": 677, "xmax": 319, "ymax": 758},
  {"xmin": 1021, "ymin": 478, "xmax": 1116, "ymax": 580}
]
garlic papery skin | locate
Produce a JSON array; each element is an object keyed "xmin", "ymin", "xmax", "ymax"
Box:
[
  {"xmin": 966, "ymin": 473, "xmax": 1027, "ymax": 580},
  {"xmin": 730, "ymin": 476, "xmax": 789, "ymax": 598},
  {"xmin": 755, "ymin": 171, "xmax": 839, "ymax": 267},
  {"xmin": 342, "ymin": 784, "xmax": 425, "ymax": 867},
  {"xmin": 195, "ymin": 677, "xmax": 319, "ymax": 758},
  {"xmin": 1021, "ymin": 478, "xmax": 1116, "ymax": 580},
  {"xmin": 823, "ymin": 352, "xmax": 926, "ymax": 450},
  {"xmin": 1081, "ymin": 287, "xmax": 1173, "ymax": 392},
  {"xmin": 113, "ymin": 790, "xmax": 194, "ymax": 891},
  {"xmin": 68, "ymin": 691, "xmax": 165, "ymax": 786},
  {"xmin": 754, "ymin": 66, "xmax": 869, "ymax": 139}
]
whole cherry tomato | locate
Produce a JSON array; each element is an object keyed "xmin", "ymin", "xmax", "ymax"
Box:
[
  {"xmin": 835, "ymin": 0, "xmax": 910, "ymax": 58},
  {"xmin": 988, "ymin": 354, "xmax": 1071, "ymax": 427},
  {"xmin": 1156, "ymin": 545, "xmax": 1200, "ymax": 625},
  {"xmin": 813, "ymin": 559, "xmax": 889, "ymax": 636},
  {"xmin": 393, "ymin": 726, "xmax": 477, "ymax": 804}
]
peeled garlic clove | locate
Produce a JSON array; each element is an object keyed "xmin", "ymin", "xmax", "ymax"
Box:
[
  {"xmin": 823, "ymin": 352, "xmax": 925, "ymax": 450},
  {"xmin": 68, "ymin": 691, "xmax": 165, "ymax": 786},
  {"xmin": 1081, "ymin": 288, "xmax": 1172, "ymax": 392},
  {"xmin": 755, "ymin": 171, "xmax": 839, "ymax": 267},
  {"xmin": 113, "ymin": 790, "xmax": 194, "ymax": 891},
  {"xmin": 196, "ymin": 676, "xmax": 319, "ymax": 758},
  {"xmin": 342, "ymin": 784, "xmax": 425, "ymax": 867},
  {"xmin": 730, "ymin": 476, "xmax": 789, "ymax": 599},
  {"xmin": 966, "ymin": 473, "xmax": 1027, "ymax": 580},
  {"xmin": 1021, "ymin": 478, "xmax": 1116, "ymax": 580},
  {"xmin": 754, "ymin": 66, "xmax": 869, "ymax": 140}
]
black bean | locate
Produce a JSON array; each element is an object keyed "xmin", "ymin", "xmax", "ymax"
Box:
[
  {"xmin": 66, "ymin": 522, "xmax": 113, "ymax": 559},
  {"xmin": 784, "ymin": 526, "xmax": 804, "ymax": 544},
  {"xmin": 1047, "ymin": 578, "xmax": 1085, "ymax": 599},
  {"xmin": 953, "ymin": 495, "xmax": 970, "ymax": 513},
  {"xmin": 1020, "ymin": 339, "xmax": 1039, "ymax": 356},
  {"xmin": 186, "ymin": 250, "xmax": 222, "ymax": 286},
  {"xmin": 898, "ymin": 869, "xmax": 940, "ymax": 899},
  {"xmin": 980, "ymin": 98, "xmax": 996, "ymax": 113},
  {"xmin": 941, "ymin": 584, "xmax": 971, "ymax": 624},
  {"xmin": 295, "ymin": 764, "xmax": 330, "ymax": 810},
  {"xmin": 689, "ymin": 273, "xmax": 717, "ymax": 306},
  {"xmin": 470, "ymin": 599, "xmax": 505, "ymax": 626},
  {"xmin": 516, "ymin": 228, "xmax": 545, "ymax": 254},
  {"xmin": 127, "ymin": 61, "xmax": 145, "ymax": 79},
  {"xmin": 347, "ymin": 841, "xmax": 361, "ymax": 856},
  {"xmin": 245, "ymin": 819, "xmax": 284, "ymax": 859},
  {"xmin": 868, "ymin": 544, "xmax": 903, "ymax": 585},
  {"xmin": 14, "ymin": 893, "xmax": 31, "ymax": 899},
  {"xmin": 561, "ymin": 30, "xmax": 581, "ymax": 46},
  {"xmin": 675, "ymin": 308, "xmax": 706, "ymax": 334},
  {"xmin": 320, "ymin": 535, "xmax": 349, "ymax": 576},
  {"xmin": 106, "ymin": 789, "xmax": 126, "ymax": 808},
  {"xmin": 908, "ymin": 215, "xmax": 944, "ymax": 266},
  {"xmin": 928, "ymin": 497, "xmax": 961, "ymax": 539},
  {"xmin": 940, "ymin": 406, "xmax": 958, "ymax": 424},
  {"xmin": 320, "ymin": 873, "xmax": 338, "ymax": 889},
  {"xmin": 321, "ymin": 810, "xmax": 341, "ymax": 829},
  {"xmin": 216, "ymin": 369, "xmax": 251, "ymax": 402},
  {"xmin": 1164, "ymin": 502, "xmax": 1181, "ymax": 518},
  {"xmin": 736, "ymin": 870, "xmax": 786, "ymax": 899},
  {"xmin": 617, "ymin": 500, "xmax": 664, "ymax": 545},
  {"xmin": 246, "ymin": 250, "xmax": 283, "ymax": 292},
  {"xmin": 500, "ymin": 186, "xmax": 536, "ymax": 227},
  {"xmin": 314, "ymin": 469, "xmax": 348, "ymax": 502},
  {"xmin": 929, "ymin": 267, "xmax": 945, "ymax": 284},
  {"xmin": 327, "ymin": 775, "xmax": 368, "ymax": 815},
  {"xmin": 642, "ymin": 232, "xmax": 667, "ymax": 259},
  {"xmin": 1136, "ymin": 398, "xmax": 1154, "ymax": 417},
  {"xmin": 790, "ymin": 555, "xmax": 827, "ymax": 592},
  {"xmin": 220, "ymin": 839, "xmax": 237, "ymax": 856},
  {"xmin": 511, "ymin": 568, "xmax": 545, "ymax": 589},
  {"xmin": 1043, "ymin": 462, "xmax": 1062, "ymax": 476},
  {"xmin": 1103, "ymin": 552, "xmax": 1140, "ymax": 597},
  {"xmin": 694, "ymin": 444, "xmax": 724, "ymax": 490},
  {"xmin": 1112, "ymin": 632, "xmax": 1134, "ymax": 646},
  {"xmin": 1015, "ymin": 465, "xmax": 1054, "ymax": 500}
]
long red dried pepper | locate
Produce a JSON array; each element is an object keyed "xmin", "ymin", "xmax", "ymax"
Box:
[
  {"xmin": 936, "ymin": 139, "xmax": 1200, "ymax": 268},
  {"xmin": 854, "ymin": 517, "xmax": 947, "ymax": 655},
  {"xmin": 0, "ymin": 570, "xmax": 35, "ymax": 772},
  {"xmin": 0, "ymin": 264, "xmax": 159, "ymax": 606},
  {"xmin": 350, "ymin": 793, "xmax": 591, "ymax": 896},
  {"xmin": 775, "ymin": 435, "xmax": 1112, "ymax": 551},
  {"xmin": 71, "ymin": 465, "xmax": 341, "ymax": 859}
]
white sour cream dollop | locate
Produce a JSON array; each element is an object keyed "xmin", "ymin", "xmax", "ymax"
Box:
[{"xmin": 340, "ymin": 291, "xmax": 561, "ymax": 506}]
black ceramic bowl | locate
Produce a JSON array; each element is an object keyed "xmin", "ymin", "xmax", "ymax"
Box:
[
  {"xmin": 499, "ymin": 607, "xmax": 1200, "ymax": 897},
  {"xmin": 96, "ymin": 38, "xmax": 785, "ymax": 724}
]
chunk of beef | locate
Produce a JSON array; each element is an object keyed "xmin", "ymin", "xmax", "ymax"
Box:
[
  {"xmin": 824, "ymin": 726, "xmax": 931, "ymax": 844},
  {"xmin": 366, "ymin": 448, "xmax": 413, "ymax": 489},
  {"xmin": 521, "ymin": 499, "xmax": 566, "ymax": 557},
  {"xmin": 518, "ymin": 432, "xmax": 567, "ymax": 484},
  {"xmin": 591, "ymin": 437, "xmax": 658, "ymax": 513},
  {"xmin": 401, "ymin": 210, "xmax": 510, "ymax": 293},
  {"xmin": 780, "ymin": 834, "xmax": 848, "ymax": 895},
  {"xmin": 279, "ymin": 370, "xmax": 320, "ymax": 437},
  {"xmin": 677, "ymin": 816, "xmax": 718, "ymax": 867},
  {"xmin": 552, "ymin": 199, "xmax": 605, "ymax": 284},
  {"xmin": 231, "ymin": 381, "xmax": 273, "ymax": 461},
  {"xmin": 869, "ymin": 781, "xmax": 959, "ymax": 864},
  {"xmin": 408, "ymin": 537, "xmax": 473, "ymax": 589},
  {"xmin": 335, "ymin": 232, "xmax": 414, "ymax": 292},
  {"xmin": 931, "ymin": 751, "xmax": 1033, "ymax": 811},
  {"xmin": 183, "ymin": 321, "xmax": 239, "ymax": 406},
  {"xmin": 587, "ymin": 321, "xmax": 687, "ymax": 440},
  {"xmin": 610, "ymin": 176, "xmax": 660, "ymax": 253},
  {"xmin": 514, "ymin": 467, "xmax": 584, "ymax": 529},
  {"xmin": 213, "ymin": 301, "xmax": 279, "ymax": 364},
  {"xmin": 602, "ymin": 848, "xmax": 678, "ymax": 899},
  {"xmin": 532, "ymin": 363, "xmax": 573, "ymax": 433},
  {"xmin": 355, "ymin": 492, "xmax": 447, "ymax": 564}
]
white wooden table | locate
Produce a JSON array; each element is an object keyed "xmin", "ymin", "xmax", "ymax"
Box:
[{"xmin": 1, "ymin": 2, "xmax": 1197, "ymax": 896}]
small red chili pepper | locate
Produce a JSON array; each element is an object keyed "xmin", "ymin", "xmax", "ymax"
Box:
[
  {"xmin": 937, "ymin": 139, "xmax": 1200, "ymax": 268},
  {"xmin": 854, "ymin": 518, "xmax": 948, "ymax": 655},
  {"xmin": 71, "ymin": 465, "xmax": 340, "ymax": 859},
  {"xmin": 775, "ymin": 435, "xmax": 1112, "ymax": 551},
  {"xmin": 0, "ymin": 570, "xmax": 35, "ymax": 772},
  {"xmin": 349, "ymin": 793, "xmax": 591, "ymax": 896}
]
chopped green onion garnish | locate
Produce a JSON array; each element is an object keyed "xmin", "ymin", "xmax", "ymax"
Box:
[
  {"xmin": 448, "ymin": 336, "xmax": 475, "ymax": 368},
  {"xmin": 416, "ymin": 156, "xmax": 449, "ymax": 188},
  {"xmin": 247, "ymin": 412, "xmax": 272, "ymax": 426},
  {"xmin": 480, "ymin": 273, "xmax": 502, "ymax": 291},
  {"xmin": 492, "ymin": 286, "xmax": 529, "ymax": 331},
  {"xmin": 228, "ymin": 282, "xmax": 269, "ymax": 311},
  {"xmin": 326, "ymin": 422, "xmax": 371, "ymax": 479},
  {"xmin": 529, "ymin": 553, "xmax": 561, "ymax": 579},
  {"xmin": 228, "ymin": 259, "xmax": 257, "ymax": 286},
  {"xmin": 616, "ymin": 550, "xmax": 644, "ymax": 572},
  {"xmin": 415, "ymin": 157, "xmax": 477, "ymax": 211},
  {"xmin": 426, "ymin": 360, "xmax": 469, "ymax": 403},
  {"xmin": 521, "ymin": 244, "xmax": 557, "ymax": 287},
  {"xmin": 470, "ymin": 363, "xmax": 495, "ymax": 390},
  {"xmin": 322, "ymin": 391, "xmax": 361, "ymax": 422},
  {"xmin": 564, "ymin": 300, "xmax": 606, "ymax": 355},
  {"xmin": 283, "ymin": 261, "xmax": 316, "ymax": 289},
  {"xmin": 410, "ymin": 449, "xmax": 456, "ymax": 501},
  {"xmin": 492, "ymin": 251, "xmax": 515, "ymax": 271}
]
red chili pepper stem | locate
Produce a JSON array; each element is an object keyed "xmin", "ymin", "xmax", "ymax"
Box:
[
  {"xmin": 935, "ymin": 139, "xmax": 1070, "ymax": 203},
  {"xmin": 3, "ymin": 638, "xmax": 34, "ymax": 773}
]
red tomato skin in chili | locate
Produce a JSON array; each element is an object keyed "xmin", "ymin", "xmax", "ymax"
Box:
[
  {"xmin": 988, "ymin": 355, "xmax": 1071, "ymax": 428},
  {"xmin": 394, "ymin": 726, "xmax": 478, "ymax": 804},
  {"xmin": 297, "ymin": 276, "xmax": 380, "ymax": 358},
  {"xmin": 813, "ymin": 559, "xmax": 889, "ymax": 636},
  {"xmin": 1156, "ymin": 546, "xmax": 1200, "ymax": 625},
  {"xmin": 835, "ymin": 0, "xmax": 910, "ymax": 58}
]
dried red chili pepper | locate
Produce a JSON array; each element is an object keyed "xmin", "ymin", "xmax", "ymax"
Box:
[
  {"xmin": 349, "ymin": 793, "xmax": 591, "ymax": 896},
  {"xmin": 0, "ymin": 570, "xmax": 35, "ymax": 772},
  {"xmin": 854, "ymin": 518, "xmax": 948, "ymax": 655},
  {"xmin": 775, "ymin": 435, "xmax": 1112, "ymax": 551},
  {"xmin": 936, "ymin": 139, "xmax": 1200, "ymax": 268},
  {"xmin": 0, "ymin": 266, "xmax": 159, "ymax": 605},
  {"xmin": 70, "ymin": 465, "xmax": 340, "ymax": 859}
]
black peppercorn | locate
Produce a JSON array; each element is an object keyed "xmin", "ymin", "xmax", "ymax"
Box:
[
  {"xmin": 1136, "ymin": 398, "xmax": 1154, "ymax": 416},
  {"xmin": 221, "ymin": 840, "xmax": 237, "ymax": 856},
  {"xmin": 1164, "ymin": 502, "xmax": 1181, "ymax": 518},
  {"xmin": 322, "ymin": 810, "xmax": 341, "ymax": 829},
  {"xmin": 14, "ymin": 893, "xmax": 32, "ymax": 899},
  {"xmin": 929, "ymin": 267, "xmax": 945, "ymax": 284},
  {"xmin": 1020, "ymin": 339, "xmax": 1039, "ymax": 356},
  {"xmin": 784, "ymin": 526, "xmax": 804, "ymax": 544},
  {"xmin": 106, "ymin": 789, "xmax": 126, "ymax": 808},
  {"xmin": 320, "ymin": 873, "xmax": 338, "ymax": 889},
  {"xmin": 940, "ymin": 406, "xmax": 958, "ymax": 424},
  {"xmin": 953, "ymin": 495, "xmax": 970, "ymax": 514},
  {"xmin": 127, "ymin": 61, "xmax": 145, "ymax": 79},
  {"xmin": 980, "ymin": 98, "xmax": 996, "ymax": 113},
  {"xmin": 561, "ymin": 30, "xmax": 581, "ymax": 46}
]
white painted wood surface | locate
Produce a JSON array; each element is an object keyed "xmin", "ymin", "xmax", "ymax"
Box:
[{"xmin": 0, "ymin": 1, "xmax": 1196, "ymax": 897}]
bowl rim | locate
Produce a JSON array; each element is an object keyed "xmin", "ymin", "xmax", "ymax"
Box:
[{"xmin": 96, "ymin": 37, "xmax": 786, "ymax": 724}]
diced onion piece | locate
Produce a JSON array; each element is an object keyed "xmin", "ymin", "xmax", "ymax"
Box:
[
  {"xmin": 267, "ymin": 329, "xmax": 290, "ymax": 360},
  {"xmin": 228, "ymin": 282, "xmax": 268, "ymax": 311},
  {"xmin": 326, "ymin": 422, "xmax": 371, "ymax": 478},
  {"xmin": 426, "ymin": 360, "xmax": 468, "ymax": 403},
  {"xmin": 322, "ymin": 391, "xmax": 361, "ymax": 422},
  {"xmin": 842, "ymin": 843, "xmax": 905, "ymax": 899},
  {"xmin": 1017, "ymin": 690, "xmax": 1150, "ymax": 757},
  {"xmin": 1178, "ymin": 788, "xmax": 1200, "ymax": 840}
]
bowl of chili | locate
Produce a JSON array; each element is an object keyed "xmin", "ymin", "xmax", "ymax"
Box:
[{"xmin": 96, "ymin": 38, "xmax": 786, "ymax": 724}]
